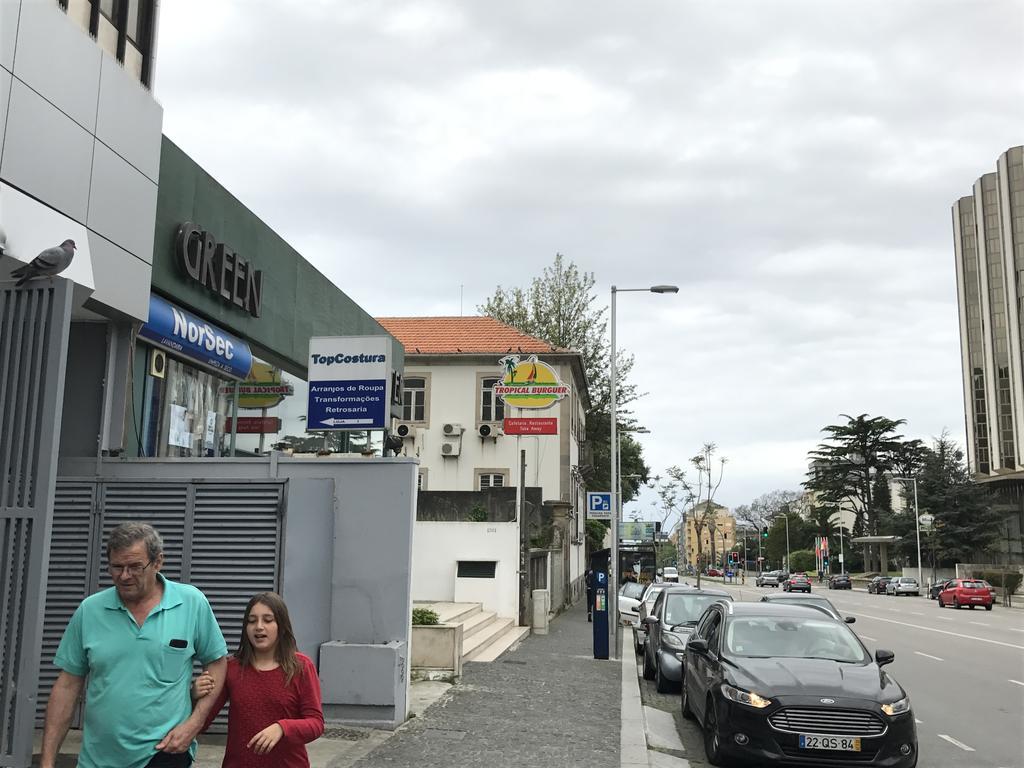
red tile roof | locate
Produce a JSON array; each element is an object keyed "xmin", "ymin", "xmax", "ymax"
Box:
[{"xmin": 376, "ymin": 316, "xmax": 571, "ymax": 355}]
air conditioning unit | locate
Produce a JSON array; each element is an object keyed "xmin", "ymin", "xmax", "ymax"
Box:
[
  {"xmin": 478, "ymin": 423, "xmax": 503, "ymax": 438},
  {"xmin": 442, "ymin": 423, "xmax": 464, "ymax": 436},
  {"xmin": 440, "ymin": 438, "xmax": 461, "ymax": 457},
  {"xmin": 395, "ymin": 423, "xmax": 413, "ymax": 439}
]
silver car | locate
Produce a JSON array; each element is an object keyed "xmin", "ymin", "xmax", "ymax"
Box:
[{"xmin": 886, "ymin": 576, "xmax": 920, "ymax": 596}]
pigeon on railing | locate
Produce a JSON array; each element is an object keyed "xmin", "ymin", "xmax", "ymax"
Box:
[{"xmin": 11, "ymin": 239, "xmax": 76, "ymax": 287}]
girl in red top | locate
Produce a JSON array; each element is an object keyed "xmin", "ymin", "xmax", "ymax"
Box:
[{"xmin": 196, "ymin": 592, "xmax": 324, "ymax": 767}]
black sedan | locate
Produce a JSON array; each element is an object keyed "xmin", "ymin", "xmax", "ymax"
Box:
[
  {"xmin": 867, "ymin": 576, "xmax": 892, "ymax": 594},
  {"xmin": 642, "ymin": 587, "xmax": 732, "ymax": 692},
  {"xmin": 828, "ymin": 573, "xmax": 852, "ymax": 590},
  {"xmin": 681, "ymin": 602, "xmax": 917, "ymax": 767},
  {"xmin": 758, "ymin": 592, "xmax": 856, "ymax": 624}
]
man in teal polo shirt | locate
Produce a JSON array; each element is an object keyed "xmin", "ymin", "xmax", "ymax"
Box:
[{"xmin": 41, "ymin": 522, "xmax": 229, "ymax": 768}]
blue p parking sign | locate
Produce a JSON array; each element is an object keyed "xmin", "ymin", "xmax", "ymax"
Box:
[{"xmin": 587, "ymin": 492, "xmax": 612, "ymax": 521}]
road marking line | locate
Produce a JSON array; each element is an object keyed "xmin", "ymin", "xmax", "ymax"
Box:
[
  {"xmin": 909, "ymin": 611, "xmax": 924, "ymax": 616},
  {"xmin": 937, "ymin": 734, "xmax": 975, "ymax": 752},
  {"xmin": 859, "ymin": 635, "xmax": 878, "ymax": 642},
  {"xmin": 969, "ymin": 621, "xmax": 990, "ymax": 626},
  {"xmin": 1010, "ymin": 628, "xmax": 1024, "ymax": 633},
  {"xmin": 1009, "ymin": 679, "xmax": 1024, "ymax": 687},
  {"xmin": 914, "ymin": 651, "xmax": 944, "ymax": 662},
  {"xmin": 915, "ymin": 718, "xmax": 924, "ymax": 725},
  {"xmin": 934, "ymin": 616, "xmax": 953, "ymax": 621},
  {"xmin": 841, "ymin": 610, "xmax": 1024, "ymax": 651}
]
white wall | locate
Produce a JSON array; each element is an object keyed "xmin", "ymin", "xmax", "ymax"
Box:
[
  {"xmin": 0, "ymin": 1, "xmax": 160, "ymax": 321},
  {"xmin": 405, "ymin": 363, "xmax": 563, "ymax": 495},
  {"xmin": 412, "ymin": 521, "xmax": 520, "ymax": 619}
]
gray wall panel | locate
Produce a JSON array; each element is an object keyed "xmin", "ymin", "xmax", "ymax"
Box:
[
  {"xmin": 281, "ymin": 478, "xmax": 335, "ymax": 663},
  {"xmin": 12, "ymin": 0, "xmax": 100, "ymax": 132},
  {"xmin": 0, "ymin": 1, "xmax": 19, "ymax": 73},
  {"xmin": 0, "ymin": 67, "xmax": 10, "ymax": 158},
  {"xmin": 59, "ymin": 322, "xmax": 107, "ymax": 458},
  {"xmin": 1, "ymin": 80, "xmax": 92, "ymax": 223},
  {"xmin": 331, "ymin": 462, "xmax": 416, "ymax": 644},
  {"xmin": 96, "ymin": 55, "xmax": 162, "ymax": 182},
  {"xmin": 87, "ymin": 141, "xmax": 156, "ymax": 261},
  {"xmin": 85, "ymin": 232, "xmax": 150, "ymax": 321}
]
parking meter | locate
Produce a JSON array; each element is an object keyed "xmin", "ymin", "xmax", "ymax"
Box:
[{"xmin": 592, "ymin": 570, "xmax": 609, "ymax": 659}]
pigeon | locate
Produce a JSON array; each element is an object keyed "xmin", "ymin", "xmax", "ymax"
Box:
[{"xmin": 11, "ymin": 239, "xmax": 76, "ymax": 287}]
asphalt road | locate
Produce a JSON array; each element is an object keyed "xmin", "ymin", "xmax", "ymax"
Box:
[{"xmin": 633, "ymin": 579, "xmax": 1024, "ymax": 768}]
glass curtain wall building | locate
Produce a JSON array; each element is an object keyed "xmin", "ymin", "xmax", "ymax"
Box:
[{"xmin": 953, "ymin": 146, "xmax": 1024, "ymax": 478}]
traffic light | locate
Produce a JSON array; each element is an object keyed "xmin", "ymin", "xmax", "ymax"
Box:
[
  {"xmin": 762, "ymin": 526, "xmax": 769, "ymax": 539},
  {"xmin": 823, "ymin": 556, "xmax": 829, "ymax": 568}
]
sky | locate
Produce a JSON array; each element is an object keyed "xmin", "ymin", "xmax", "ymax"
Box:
[{"xmin": 154, "ymin": 0, "xmax": 1024, "ymax": 516}]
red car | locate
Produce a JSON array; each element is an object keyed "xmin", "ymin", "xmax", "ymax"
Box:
[
  {"xmin": 938, "ymin": 578, "xmax": 994, "ymax": 610},
  {"xmin": 706, "ymin": 567, "xmax": 723, "ymax": 577}
]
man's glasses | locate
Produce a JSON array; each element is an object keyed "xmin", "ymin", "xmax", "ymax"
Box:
[{"xmin": 108, "ymin": 560, "xmax": 153, "ymax": 577}]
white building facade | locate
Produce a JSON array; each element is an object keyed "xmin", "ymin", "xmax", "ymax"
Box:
[{"xmin": 378, "ymin": 317, "xmax": 589, "ymax": 621}]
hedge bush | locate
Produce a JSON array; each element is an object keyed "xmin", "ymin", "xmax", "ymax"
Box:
[
  {"xmin": 411, "ymin": 608, "xmax": 440, "ymax": 626},
  {"xmin": 971, "ymin": 569, "xmax": 1023, "ymax": 595}
]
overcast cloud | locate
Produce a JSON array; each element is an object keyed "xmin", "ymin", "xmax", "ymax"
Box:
[{"xmin": 155, "ymin": 0, "xmax": 1024, "ymax": 514}]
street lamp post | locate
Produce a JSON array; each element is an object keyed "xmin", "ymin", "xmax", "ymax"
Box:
[
  {"xmin": 610, "ymin": 284, "xmax": 678, "ymax": 658},
  {"xmin": 774, "ymin": 514, "xmax": 791, "ymax": 571},
  {"xmin": 893, "ymin": 476, "xmax": 923, "ymax": 590}
]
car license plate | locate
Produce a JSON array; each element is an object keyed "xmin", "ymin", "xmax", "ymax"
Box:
[{"xmin": 799, "ymin": 735, "xmax": 861, "ymax": 752}]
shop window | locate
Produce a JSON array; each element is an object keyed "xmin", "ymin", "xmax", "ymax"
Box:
[{"xmin": 140, "ymin": 354, "xmax": 228, "ymax": 458}]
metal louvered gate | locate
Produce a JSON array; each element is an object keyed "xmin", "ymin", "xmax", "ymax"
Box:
[
  {"xmin": 0, "ymin": 281, "xmax": 73, "ymax": 768},
  {"xmin": 36, "ymin": 479, "xmax": 286, "ymax": 728}
]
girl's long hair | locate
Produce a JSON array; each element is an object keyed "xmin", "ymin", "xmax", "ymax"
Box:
[{"xmin": 236, "ymin": 591, "xmax": 301, "ymax": 685}]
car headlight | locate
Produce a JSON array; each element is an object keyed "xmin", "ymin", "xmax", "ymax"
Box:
[
  {"xmin": 881, "ymin": 696, "xmax": 911, "ymax": 716},
  {"xmin": 662, "ymin": 632, "xmax": 685, "ymax": 650},
  {"xmin": 721, "ymin": 683, "xmax": 772, "ymax": 709}
]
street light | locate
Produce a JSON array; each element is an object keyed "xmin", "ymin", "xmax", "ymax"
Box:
[
  {"xmin": 610, "ymin": 283, "xmax": 678, "ymax": 658},
  {"xmin": 892, "ymin": 476, "xmax": 923, "ymax": 590},
  {"xmin": 773, "ymin": 514, "xmax": 791, "ymax": 571}
]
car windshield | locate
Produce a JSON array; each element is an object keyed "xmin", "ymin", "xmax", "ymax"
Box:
[
  {"xmin": 664, "ymin": 594, "xmax": 729, "ymax": 627},
  {"xmin": 725, "ymin": 616, "xmax": 867, "ymax": 662},
  {"xmin": 960, "ymin": 581, "xmax": 985, "ymax": 589},
  {"xmin": 902, "ymin": 578, "xmax": 917, "ymax": 585},
  {"xmin": 621, "ymin": 582, "xmax": 646, "ymax": 599},
  {"xmin": 644, "ymin": 585, "xmax": 666, "ymax": 604}
]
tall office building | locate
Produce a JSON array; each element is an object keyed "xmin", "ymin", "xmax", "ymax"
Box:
[
  {"xmin": 952, "ymin": 146, "xmax": 1024, "ymax": 566},
  {"xmin": 952, "ymin": 146, "xmax": 1024, "ymax": 479}
]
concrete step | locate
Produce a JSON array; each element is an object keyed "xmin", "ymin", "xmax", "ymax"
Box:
[
  {"xmin": 465, "ymin": 625, "xmax": 531, "ymax": 663},
  {"xmin": 414, "ymin": 601, "xmax": 482, "ymax": 625},
  {"xmin": 460, "ymin": 609, "xmax": 498, "ymax": 639},
  {"xmin": 462, "ymin": 616, "xmax": 514, "ymax": 658}
]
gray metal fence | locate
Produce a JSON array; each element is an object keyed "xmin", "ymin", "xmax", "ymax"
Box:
[{"xmin": 0, "ymin": 281, "xmax": 73, "ymax": 768}]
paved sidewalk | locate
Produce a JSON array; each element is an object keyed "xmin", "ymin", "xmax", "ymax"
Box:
[
  {"xmin": 34, "ymin": 604, "xmax": 672, "ymax": 768},
  {"xmin": 352, "ymin": 601, "xmax": 620, "ymax": 768}
]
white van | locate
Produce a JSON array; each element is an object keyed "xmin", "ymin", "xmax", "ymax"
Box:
[{"xmin": 662, "ymin": 566, "xmax": 679, "ymax": 582}]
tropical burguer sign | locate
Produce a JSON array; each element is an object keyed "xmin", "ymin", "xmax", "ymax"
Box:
[{"xmin": 495, "ymin": 355, "xmax": 569, "ymax": 410}]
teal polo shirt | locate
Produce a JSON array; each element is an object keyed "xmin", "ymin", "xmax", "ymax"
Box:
[{"xmin": 54, "ymin": 574, "xmax": 228, "ymax": 768}]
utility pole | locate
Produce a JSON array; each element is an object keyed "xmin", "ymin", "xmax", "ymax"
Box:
[{"xmin": 518, "ymin": 449, "xmax": 529, "ymax": 627}]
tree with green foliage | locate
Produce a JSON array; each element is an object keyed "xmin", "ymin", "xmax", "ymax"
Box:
[
  {"xmin": 479, "ymin": 254, "xmax": 650, "ymax": 501},
  {"xmin": 788, "ymin": 549, "xmax": 816, "ymax": 573},
  {"xmin": 912, "ymin": 433, "xmax": 1003, "ymax": 566},
  {"xmin": 804, "ymin": 414, "xmax": 921, "ymax": 570},
  {"xmin": 585, "ymin": 519, "xmax": 609, "ymax": 555}
]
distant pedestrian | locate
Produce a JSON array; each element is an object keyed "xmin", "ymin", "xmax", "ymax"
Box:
[
  {"xmin": 193, "ymin": 592, "xmax": 324, "ymax": 767},
  {"xmin": 41, "ymin": 522, "xmax": 228, "ymax": 768}
]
